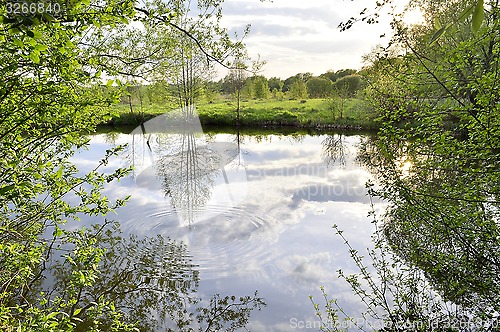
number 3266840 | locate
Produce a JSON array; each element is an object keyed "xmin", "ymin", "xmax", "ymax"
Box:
[{"xmin": 5, "ymin": 1, "xmax": 62, "ymax": 16}]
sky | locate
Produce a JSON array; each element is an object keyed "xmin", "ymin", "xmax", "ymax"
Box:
[{"xmin": 217, "ymin": 0, "xmax": 416, "ymax": 79}]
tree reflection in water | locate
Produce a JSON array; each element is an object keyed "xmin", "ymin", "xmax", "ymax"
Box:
[
  {"xmin": 156, "ymin": 134, "xmax": 238, "ymax": 226},
  {"xmin": 43, "ymin": 107, "xmax": 262, "ymax": 331},
  {"xmin": 321, "ymin": 134, "xmax": 348, "ymax": 167},
  {"xmin": 127, "ymin": 106, "xmax": 245, "ymax": 227},
  {"xmin": 47, "ymin": 222, "xmax": 198, "ymax": 331},
  {"xmin": 359, "ymin": 135, "xmax": 500, "ymax": 322},
  {"xmin": 312, "ymin": 135, "xmax": 500, "ymax": 329},
  {"xmin": 42, "ymin": 221, "xmax": 264, "ymax": 331}
]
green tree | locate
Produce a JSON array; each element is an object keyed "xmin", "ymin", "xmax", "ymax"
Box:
[
  {"xmin": 146, "ymin": 81, "xmax": 172, "ymax": 105},
  {"xmin": 288, "ymin": 80, "xmax": 308, "ymax": 99},
  {"xmin": 334, "ymin": 74, "xmax": 362, "ymax": 98},
  {"xmin": 366, "ymin": 0, "xmax": 500, "ymax": 315},
  {"xmin": 283, "ymin": 72, "xmax": 313, "ymax": 92},
  {"xmin": 225, "ymin": 58, "xmax": 249, "ymax": 123},
  {"xmin": 91, "ymin": 0, "xmax": 249, "ymax": 107},
  {"xmin": 171, "ymin": 35, "xmax": 215, "ymax": 107},
  {"xmin": 252, "ymin": 75, "xmax": 269, "ymax": 99},
  {"xmin": 326, "ymin": 92, "xmax": 347, "ymax": 120},
  {"xmin": 0, "ymin": 0, "xmax": 135, "ymax": 321},
  {"xmin": 0, "ymin": 0, "xmax": 262, "ymax": 329},
  {"xmin": 241, "ymin": 77, "xmax": 254, "ymax": 99},
  {"xmin": 268, "ymin": 76, "xmax": 284, "ymax": 92},
  {"xmin": 268, "ymin": 77, "xmax": 285, "ymax": 99},
  {"xmin": 319, "ymin": 69, "xmax": 357, "ymax": 82},
  {"xmin": 306, "ymin": 77, "xmax": 333, "ymax": 98},
  {"xmin": 316, "ymin": 0, "xmax": 500, "ymax": 328}
]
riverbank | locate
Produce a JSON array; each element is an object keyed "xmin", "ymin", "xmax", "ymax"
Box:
[{"xmin": 102, "ymin": 98, "xmax": 379, "ymax": 131}]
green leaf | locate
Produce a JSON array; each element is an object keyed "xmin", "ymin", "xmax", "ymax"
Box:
[
  {"xmin": 55, "ymin": 167, "xmax": 63, "ymax": 179},
  {"xmin": 46, "ymin": 312, "xmax": 59, "ymax": 320},
  {"xmin": 106, "ymin": 79, "xmax": 114, "ymax": 87},
  {"xmin": 12, "ymin": 38, "xmax": 23, "ymax": 48},
  {"xmin": 29, "ymin": 50, "xmax": 40, "ymax": 64},
  {"xmin": 0, "ymin": 184, "xmax": 15, "ymax": 195},
  {"xmin": 8, "ymin": 27, "xmax": 21, "ymax": 34},
  {"xmin": 472, "ymin": 0, "xmax": 484, "ymax": 32},
  {"xmin": 32, "ymin": 30, "xmax": 43, "ymax": 39},
  {"xmin": 53, "ymin": 226, "xmax": 63, "ymax": 237},
  {"xmin": 34, "ymin": 44, "xmax": 48, "ymax": 52},
  {"xmin": 429, "ymin": 24, "xmax": 449, "ymax": 46},
  {"xmin": 18, "ymin": 181, "xmax": 32, "ymax": 189},
  {"xmin": 457, "ymin": 4, "xmax": 475, "ymax": 22}
]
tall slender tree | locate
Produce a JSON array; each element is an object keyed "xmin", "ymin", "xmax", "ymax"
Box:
[{"xmin": 227, "ymin": 58, "xmax": 248, "ymax": 125}]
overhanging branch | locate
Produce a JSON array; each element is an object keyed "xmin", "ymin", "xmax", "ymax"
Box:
[{"xmin": 133, "ymin": 6, "xmax": 247, "ymax": 71}]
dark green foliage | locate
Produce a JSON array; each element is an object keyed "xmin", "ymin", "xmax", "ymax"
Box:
[
  {"xmin": 334, "ymin": 75, "xmax": 362, "ymax": 98},
  {"xmin": 283, "ymin": 72, "xmax": 313, "ymax": 92},
  {"xmin": 319, "ymin": 69, "xmax": 357, "ymax": 83},
  {"xmin": 315, "ymin": 0, "xmax": 500, "ymax": 330},
  {"xmin": 306, "ymin": 77, "xmax": 333, "ymax": 98},
  {"xmin": 268, "ymin": 76, "xmax": 284, "ymax": 92}
]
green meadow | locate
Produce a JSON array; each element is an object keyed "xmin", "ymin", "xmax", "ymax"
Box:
[{"xmin": 106, "ymin": 98, "xmax": 378, "ymax": 130}]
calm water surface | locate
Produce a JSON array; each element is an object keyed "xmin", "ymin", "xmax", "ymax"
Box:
[{"xmin": 71, "ymin": 126, "xmax": 380, "ymax": 330}]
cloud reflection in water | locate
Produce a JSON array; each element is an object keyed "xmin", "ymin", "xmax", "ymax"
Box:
[{"xmin": 72, "ymin": 129, "xmax": 379, "ymax": 330}]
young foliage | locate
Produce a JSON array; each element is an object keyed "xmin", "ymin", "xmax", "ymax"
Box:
[{"xmin": 318, "ymin": 0, "xmax": 500, "ymax": 329}]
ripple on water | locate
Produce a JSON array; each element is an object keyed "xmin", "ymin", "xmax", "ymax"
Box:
[
  {"xmin": 114, "ymin": 124, "xmax": 281, "ymax": 279},
  {"xmin": 116, "ymin": 202, "xmax": 281, "ymax": 280}
]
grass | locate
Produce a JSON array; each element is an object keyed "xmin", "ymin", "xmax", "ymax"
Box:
[{"xmin": 103, "ymin": 98, "xmax": 379, "ymax": 131}]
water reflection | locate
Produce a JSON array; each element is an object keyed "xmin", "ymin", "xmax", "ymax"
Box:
[
  {"xmin": 51, "ymin": 223, "xmax": 198, "ymax": 331},
  {"xmin": 322, "ymin": 134, "xmax": 348, "ymax": 167},
  {"xmin": 357, "ymin": 135, "xmax": 500, "ymax": 320},
  {"xmin": 39, "ymin": 221, "xmax": 264, "ymax": 331},
  {"xmin": 78, "ymin": 128, "xmax": 500, "ymax": 328},
  {"xmin": 73, "ymin": 129, "xmax": 378, "ymax": 330},
  {"xmin": 125, "ymin": 106, "xmax": 246, "ymax": 227},
  {"xmin": 71, "ymin": 126, "xmax": 500, "ymax": 328}
]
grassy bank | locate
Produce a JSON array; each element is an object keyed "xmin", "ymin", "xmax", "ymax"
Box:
[{"xmin": 103, "ymin": 98, "xmax": 379, "ymax": 131}]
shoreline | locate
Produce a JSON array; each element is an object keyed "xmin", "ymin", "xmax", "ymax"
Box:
[
  {"xmin": 100, "ymin": 111, "xmax": 379, "ymax": 134},
  {"xmin": 98, "ymin": 118, "xmax": 379, "ymax": 134}
]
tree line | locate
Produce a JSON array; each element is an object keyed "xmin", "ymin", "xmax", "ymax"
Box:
[
  {"xmin": 123, "ymin": 69, "xmax": 364, "ymax": 104},
  {"xmin": 219, "ymin": 69, "xmax": 363, "ymax": 100}
]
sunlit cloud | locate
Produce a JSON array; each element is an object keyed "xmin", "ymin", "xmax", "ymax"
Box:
[{"xmin": 218, "ymin": 0, "xmax": 394, "ymax": 78}]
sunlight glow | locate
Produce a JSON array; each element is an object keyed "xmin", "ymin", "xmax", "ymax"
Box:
[
  {"xmin": 403, "ymin": 7, "xmax": 425, "ymax": 26},
  {"xmin": 398, "ymin": 159, "xmax": 414, "ymax": 178}
]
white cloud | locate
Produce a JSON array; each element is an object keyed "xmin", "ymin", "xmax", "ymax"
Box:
[{"xmin": 218, "ymin": 0, "xmax": 395, "ymax": 78}]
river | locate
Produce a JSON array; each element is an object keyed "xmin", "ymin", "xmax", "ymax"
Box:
[{"xmin": 67, "ymin": 113, "xmax": 382, "ymax": 330}]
